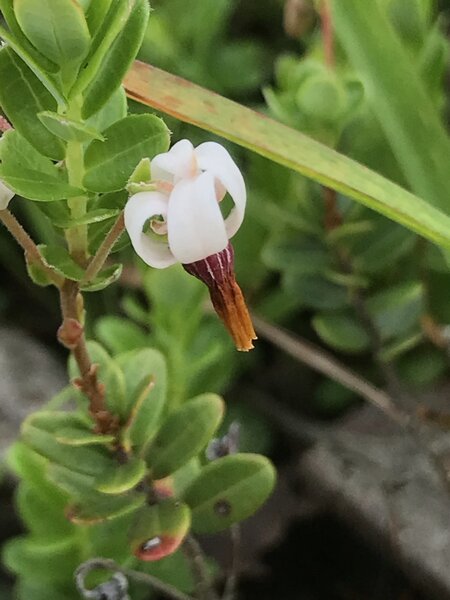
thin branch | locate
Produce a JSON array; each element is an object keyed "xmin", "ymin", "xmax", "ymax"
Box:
[
  {"xmin": 59, "ymin": 279, "xmax": 118, "ymax": 434},
  {"xmin": 82, "ymin": 212, "xmax": 125, "ymax": 285},
  {"xmin": 222, "ymin": 525, "xmax": 241, "ymax": 600},
  {"xmin": 75, "ymin": 558, "xmax": 194, "ymax": 600},
  {"xmin": 183, "ymin": 535, "xmax": 219, "ymax": 600},
  {"xmin": 0, "ymin": 208, "xmax": 63, "ymax": 286},
  {"xmin": 321, "ymin": 0, "xmax": 335, "ymax": 69},
  {"xmin": 252, "ymin": 315, "xmax": 409, "ymax": 427}
]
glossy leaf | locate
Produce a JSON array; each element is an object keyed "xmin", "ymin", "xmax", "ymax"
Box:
[
  {"xmin": 183, "ymin": 453, "xmax": 276, "ymax": 533},
  {"xmin": 125, "ymin": 61, "xmax": 450, "ymax": 250},
  {"xmin": 80, "ymin": 263, "xmax": 123, "ymax": 292},
  {"xmin": 13, "ymin": 0, "xmax": 91, "ymax": 66},
  {"xmin": 0, "ymin": 0, "xmax": 59, "ymax": 73},
  {"xmin": 67, "ymin": 491, "xmax": 146, "ymax": 525},
  {"xmin": 0, "ymin": 165, "xmax": 82, "ymax": 202},
  {"xmin": 55, "ymin": 427, "xmax": 115, "ymax": 446},
  {"xmin": 37, "ymin": 245, "xmax": 84, "ymax": 280},
  {"xmin": 81, "ymin": 0, "xmax": 150, "ymax": 118},
  {"xmin": 117, "ymin": 348, "xmax": 167, "ymax": 450},
  {"xmin": 22, "ymin": 423, "xmax": 114, "ymax": 477},
  {"xmin": 146, "ymin": 394, "xmax": 224, "ymax": 479},
  {"xmin": 83, "ymin": 114, "xmax": 170, "ymax": 192},
  {"xmin": 0, "ymin": 129, "xmax": 56, "ymax": 175},
  {"xmin": 85, "ymin": 0, "xmax": 113, "ymax": 35},
  {"xmin": 38, "ymin": 111, "xmax": 104, "ymax": 142},
  {"xmin": 86, "ymin": 85, "xmax": 128, "ymax": 133},
  {"xmin": 95, "ymin": 457, "xmax": 147, "ymax": 494},
  {"xmin": 129, "ymin": 500, "xmax": 191, "ymax": 561},
  {"xmin": 41, "ymin": 207, "xmax": 120, "ymax": 229},
  {"xmin": 312, "ymin": 312, "xmax": 371, "ymax": 354},
  {"xmin": 0, "ymin": 47, "xmax": 65, "ymax": 159},
  {"xmin": 0, "ymin": 23, "xmax": 64, "ymax": 105}
]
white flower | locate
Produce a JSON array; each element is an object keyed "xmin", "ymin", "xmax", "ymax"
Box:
[
  {"xmin": 0, "ymin": 180, "xmax": 14, "ymax": 210},
  {"xmin": 124, "ymin": 139, "xmax": 256, "ymax": 352},
  {"xmin": 124, "ymin": 139, "xmax": 246, "ymax": 267}
]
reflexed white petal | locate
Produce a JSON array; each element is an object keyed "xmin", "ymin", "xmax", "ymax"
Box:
[
  {"xmin": 0, "ymin": 180, "xmax": 14, "ymax": 210},
  {"xmin": 167, "ymin": 172, "xmax": 228, "ymax": 264},
  {"xmin": 124, "ymin": 191, "xmax": 177, "ymax": 269},
  {"xmin": 195, "ymin": 142, "xmax": 246, "ymax": 238},
  {"xmin": 151, "ymin": 139, "xmax": 196, "ymax": 183}
]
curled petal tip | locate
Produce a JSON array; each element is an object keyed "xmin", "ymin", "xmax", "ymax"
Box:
[{"xmin": 183, "ymin": 243, "xmax": 257, "ymax": 352}]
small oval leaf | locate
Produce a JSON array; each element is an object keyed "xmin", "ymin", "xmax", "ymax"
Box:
[
  {"xmin": 14, "ymin": 0, "xmax": 91, "ymax": 65},
  {"xmin": 146, "ymin": 394, "xmax": 224, "ymax": 479},
  {"xmin": 80, "ymin": 263, "xmax": 123, "ymax": 292},
  {"xmin": 83, "ymin": 114, "xmax": 170, "ymax": 192},
  {"xmin": 117, "ymin": 348, "xmax": 167, "ymax": 450},
  {"xmin": 129, "ymin": 500, "xmax": 191, "ymax": 561},
  {"xmin": 55, "ymin": 427, "xmax": 115, "ymax": 446},
  {"xmin": 81, "ymin": 0, "xmax": 149, "ymax": 118},
  {"xmin": 67, "ymin": 492, "xmax": 146, "ymax": 525},
  {"xmin": 95, "ymin": 457, "xmax": 147, "ymax": 494},
  {"xmin": 38, "ymin": 111, "xmax": 104, "ymax": 142},
  {"xmin": 183, "ymin": 454, "xmax": 276, "ymax": 533}
]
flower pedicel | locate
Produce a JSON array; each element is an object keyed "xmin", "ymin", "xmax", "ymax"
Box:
[{"xmin": 124, "ymin": 139, "xmax": 257, "ymax": 351}]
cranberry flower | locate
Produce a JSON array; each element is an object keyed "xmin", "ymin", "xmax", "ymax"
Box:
[{"xmin": 124, "ymin": 140, "xmax": 256, "ymax": 351}]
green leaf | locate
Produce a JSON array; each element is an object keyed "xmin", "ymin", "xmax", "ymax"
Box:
[
  {"xmin": 38, "ymin": 111, "xmax": 104, "ymax": 142},
  {"xmin": 3, "ymin": 536, "xmax": 81, "ymax": 584},
  {"xmin": 0, "ymin": 165, "xmax": 82, "ymax": 201},
  {"xmin": 332, "ymin": 0, "xmax": 450, "ymax": 212},
  {"xmin": 68, "ymin": 341, "xmax": 126, "ymax": 417},
  {"xmin": 86, "ymin": 85, "xmax": 128, "ymax": 133},
  {"xmin": 67, "ymin": 491, "xmax": 145, "ymax": 524},
  {"xmin": 16, "ymin": 483, "xmax": 74, "ymax": 540},
  {"xmin": 312, "ymin": 312, "xmax": 371, "ymax": 353},
  {"xmin": 146, "ymin": 394, "xmax": 224, "ymax": 480},
  {"xmin": 367, "ymin": 281, "xmax": 424, "ymax": 341},
  {"xmin": 0, "ymin": 47, "xmax": 65, "ymax": 159},
  {"xmin": 183, "ymin": 453, "xmax": 276, "ymax": 533},
  {"xmin": 7, "ymin": 441, "xmax": 68, "ymax": 502},
  {"xmin": 80, "ymin": 263, "xmax": 123, "ymax": 292},
  {"xmin": 129, "ymin": 500, "xmax": 191, "ymax": 561},
  {"xmin": 262, "ymin": 233, "xmax": 330, "ymax": 275},
  {"xmin": 95, "ymin": 456, "xmax": 147, "ymax": 494},
  {"xmin": 125, "ymin": 62, "xmax": 450, "ymax": 250},
  {"xmin": 0, "ymin": 129, "xmax": 56, "ymax": 175},
  {"xmin": 117, "ymin": 348, "xmax": 167, "ymax": 450},
  {"xmin": 95, "ymin": 316, "xmax": 148, "ymax": 355},
  {"xmin": 83, "ymin": 114, "xmax": 170, "ymax": 192},
  {"xmin": 13, "ymin": 0, "xmax": 91, "ymax": 66},
  {"xmin": 46, "ymin": 463, "xmax": 100, "ymax": 500},
  {"xmin": 85, "ymin": 0, "xmax": 113, "ymax": 35},
  {"xmin": 81, "ymin": 0, "xmax": 149, "ymax": 119},
  {"xmin": 0, "ymin": 0, "xmax": 59, "ymax": 73},
  {"xmin": 38, "ymin": 245, "xmax": 85, "ymax": 280},
  {"xmin": 22, "ymin": 422, "xmax": 114, "ymax": 477},
  {"xmin": 55, "ymin": 427, "xmax": 115, "ymax": 446},
  {"xmin": 283, "ymin": 273, "xmax": 348, "ymax": 310},
  {"xmin": 45, "ymin": 207, "xmax": 120, "ymax": 229}
]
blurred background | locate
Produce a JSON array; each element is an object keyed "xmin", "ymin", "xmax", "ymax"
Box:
[{"xmin": 3, "ymin": 0, "xmax": 450, "ymax": 598}]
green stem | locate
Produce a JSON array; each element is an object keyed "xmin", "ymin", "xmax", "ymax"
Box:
[{"xmin": 64, "ymin": 97, "xmax": 89, "ymax": 265}]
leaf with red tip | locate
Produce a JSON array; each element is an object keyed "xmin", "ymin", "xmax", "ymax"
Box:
[{"xmin": 129, "ymin": 500, "xmax": 191, "ymax": 561}]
